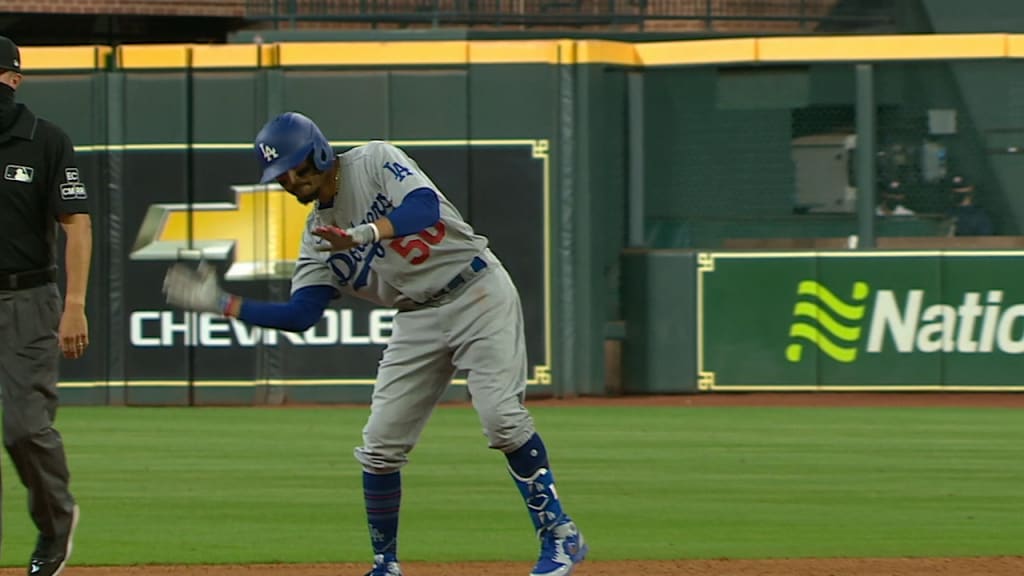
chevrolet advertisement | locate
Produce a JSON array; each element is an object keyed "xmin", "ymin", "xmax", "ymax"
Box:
[{"xmin": 60, "ymin": 141, "xmax": 553, "ymax": 402}]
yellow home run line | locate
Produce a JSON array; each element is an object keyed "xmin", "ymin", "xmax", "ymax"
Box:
[{"xmin": 21, "ymin": 34, "xmax": 1024, "ymax": 70}]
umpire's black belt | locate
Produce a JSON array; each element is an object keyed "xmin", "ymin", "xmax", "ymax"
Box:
[
  {"xmin": 0, "ymin": 267, "xmax": 57, "ymax": 291},
  {"xmin": 433, "ymin": 256, "xmax": 488, "ymax": 300}
]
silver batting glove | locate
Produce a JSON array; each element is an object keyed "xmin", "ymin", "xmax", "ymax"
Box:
[
  {"xmin": 346, "ymin": 223, "xmax": 380, "ymax": 245},
  {"xmin": 163, "ymin": 261, "xmax": 231, "ymax": 315}
]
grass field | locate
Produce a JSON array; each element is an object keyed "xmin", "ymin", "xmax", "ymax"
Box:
[{"xmin": 0, "ymin": 404, "xmax": 1021, "ymax": 567}]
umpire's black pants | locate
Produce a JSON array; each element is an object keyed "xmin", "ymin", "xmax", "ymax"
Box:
[{"xmin": 0, "ymin": 283, "xmax": 76, "ymax": 553}]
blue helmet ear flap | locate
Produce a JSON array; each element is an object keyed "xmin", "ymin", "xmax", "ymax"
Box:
[
  {"xmin": 254, "ymin": 112, "xmax": 334, "ymax": 184},
  {"xmin": 311, "ymin": 129, "xmax": 334, "ymax": 172}
]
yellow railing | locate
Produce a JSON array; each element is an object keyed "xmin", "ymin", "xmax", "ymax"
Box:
[{"xmin": 18, "ymin": 34, "xmax": 1024, "ymax": 70}]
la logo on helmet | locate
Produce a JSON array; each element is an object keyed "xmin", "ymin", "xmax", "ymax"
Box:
[{"xmin": 259, "ymin": 142, "xmax": 279, "ymax": 162}]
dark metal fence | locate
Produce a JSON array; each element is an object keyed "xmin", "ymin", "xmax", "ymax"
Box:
[{"xmin": 244, "ymin": 0, "xmax": 895, "ymax": 30}]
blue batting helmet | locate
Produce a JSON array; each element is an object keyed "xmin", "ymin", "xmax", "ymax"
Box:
[{"xmin": 254, "ymin": 112, "xmax": 334, "ymax": 184}]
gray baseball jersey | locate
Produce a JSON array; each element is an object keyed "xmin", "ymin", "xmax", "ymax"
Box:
[
  {"xmin": 291, "ymin": 141, "xmax": 489, "ymax": 306},
  {"xmin": 288, "ymin": 140, "xmax": 535, "ymax": 470}
]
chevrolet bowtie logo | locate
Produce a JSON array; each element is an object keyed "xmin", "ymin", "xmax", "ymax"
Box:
[{"xmin": 130, "ymin": 184, "xmax": 312, "ymax": 280}]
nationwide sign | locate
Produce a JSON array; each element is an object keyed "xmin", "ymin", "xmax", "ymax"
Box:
[
  {"xmin": 785, "ymin": 281, "xmax": 1024, "ymax": 362},
  {"xmin": 697, "ymin": 251, "xmax": 1024, "ymax": 391}
]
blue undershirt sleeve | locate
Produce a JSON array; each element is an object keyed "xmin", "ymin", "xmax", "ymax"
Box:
[
  {"xmin": 236, "ymin": 285, "xmax": 336, "ymax": 332},
  {"xmin": 389, "ymin": 187, "xmax": 440, "ymax": 236}
]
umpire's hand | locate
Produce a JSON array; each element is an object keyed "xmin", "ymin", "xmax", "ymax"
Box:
[{"xmin": 59, "ymin": 304, "xmax": 89, "ymax": 359}]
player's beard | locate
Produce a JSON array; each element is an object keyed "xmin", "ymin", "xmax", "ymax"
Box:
[
  {"xmin": 294, "ymin": 185, "xmax": 318, "ymax": 205},
  {"xmin": 291, "ymin": 167, "xmax": 334, "ymax": 205}
]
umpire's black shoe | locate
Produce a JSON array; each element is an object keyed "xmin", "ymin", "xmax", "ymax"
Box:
[{"xmin": 28, "ymin": 505, "xmax": 79, "ymax": 576}]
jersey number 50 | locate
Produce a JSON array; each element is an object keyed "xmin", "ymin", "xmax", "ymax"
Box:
[{"xmin": 389, "ymin": 222, "xmax": 447, "ymax": 265}]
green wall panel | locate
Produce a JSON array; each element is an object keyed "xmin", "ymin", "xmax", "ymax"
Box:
[
  {"xmin": 192, "ymin": 71, "xmax": 264, "ymax": 143},
  {"xmin": 717, "ymin": 67, "xmax": 809, "ymax": 110},
  {"xmin": 922, "ymin": 0, "xmax": 1024, "ymax": 32},
  {"xmin": 469, "ymin": 65, "xmax": 559, "ymax": 138},
  {"xmin": 808, "ymin": 64, "xmax": 855, "ymax": 105},
  {"xmin": 123, "ymin": 73, "xmax": 189, "ymax": 143},
  {"xmin": 281, "ymin": 70, "xmax": 390, "ymax": 139},
  {"xmin": 582, "ymin": 65, "xmax": 627, "ymax": 322},
  {"xmin": 389, "ymin": 71, "xmax": 469, "ymax": 139},
  {"xmin": 622, "ymin": 250, "xmax": 697, "ymax": 393},
  {"xmin": 17, "ymin": 74, "xmax": 99, "ymax": 143}
]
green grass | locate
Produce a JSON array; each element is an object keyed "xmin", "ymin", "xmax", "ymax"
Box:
[{"xmin": 1, "ymin": 405, "xmax": 1022, "ymax": 566}]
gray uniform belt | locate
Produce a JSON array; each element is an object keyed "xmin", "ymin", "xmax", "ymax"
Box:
[
  {"xmin": 431, "ymin": 256, "xmax": 488, "ymax": 301},
  {"xmin": 0, "ymin": 267, "xmax": 56, "ymax": 291}
]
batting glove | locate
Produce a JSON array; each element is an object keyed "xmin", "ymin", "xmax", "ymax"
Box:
[
  {"xmin": 163, "ymin": 261, "xmax": 236, "ymax": 316},
  {"xmin": 346, "ymin": 223, "xmax": 380, "ymax": 245}
]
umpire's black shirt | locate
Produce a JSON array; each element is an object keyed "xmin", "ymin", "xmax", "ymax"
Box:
[{"xmin": 0, "ymin": 103, "xmax": 89, "ymax": 273}]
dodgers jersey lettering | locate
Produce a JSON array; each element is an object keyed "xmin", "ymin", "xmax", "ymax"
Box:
[{"xmin": 291, "ymin": 141, "xmax": 489, "ymax": 306}]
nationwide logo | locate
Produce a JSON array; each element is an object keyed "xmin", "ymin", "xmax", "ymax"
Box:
[
  {"xmin": 786, "ymin": 280, "xmax": 870, "ymax": 363},
  {"xmin": 130, "ymin": 184, "xmax": 310, "ymax": 280},
  {"xmin": 786, "ymin": 280, "xmax": 1024, "ymax": 361}
]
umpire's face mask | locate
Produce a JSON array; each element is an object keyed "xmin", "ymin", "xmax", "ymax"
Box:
[
  {"xmin": 0, "ymin": 82, "xmax": 16, "ymax": 132},
  {"xmin": 0, "ymin": 78, "xmax": 19, "ymax": 132}
]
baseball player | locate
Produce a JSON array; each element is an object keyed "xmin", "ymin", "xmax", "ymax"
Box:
[{"xmin": 163, "ymin": 112, "xmax": 587, "ymax": 576}]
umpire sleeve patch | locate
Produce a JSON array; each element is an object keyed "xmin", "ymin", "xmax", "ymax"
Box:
[{"xmin": 60, "ymin": 182, "xmax": 87, "ymax": 200}]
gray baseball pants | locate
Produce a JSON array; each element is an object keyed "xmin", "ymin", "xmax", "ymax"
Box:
[
  {"xmin": 0, "ymin": 283, "xmax": 77, "ymax": 550},
  {"xmin": 355, "ymin": 263, "xmax": 536, "ymax": 472}
]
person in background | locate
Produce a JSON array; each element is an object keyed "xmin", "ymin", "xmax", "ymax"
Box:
[
  {"xmin": 947, "ymin": 175, "xmax": 994, "ymax": 236},
  {"xmin": 875, "ymin": 180, "xmax": 915, "ymax": 216}
]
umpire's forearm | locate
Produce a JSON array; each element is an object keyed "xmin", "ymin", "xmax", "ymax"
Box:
[{"xmin": 60, "ymin": 213, "xmax": 92, "ymax": 307}]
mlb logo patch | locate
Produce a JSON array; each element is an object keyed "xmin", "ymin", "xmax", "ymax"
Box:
[
  {"xmin": 4, "ymin": 165, "xmax": 34, "ymax": 183},
  {"xmin": 60, "ymin": 183, "xmax": 87, "ymax": 200}
]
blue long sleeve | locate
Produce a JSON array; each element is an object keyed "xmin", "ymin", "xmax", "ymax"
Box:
[
  {"xmin": 236, "ymin": 285, "xmax": 336, "ymax": 332},
  {"xmin": 389, "ymin": 187, "xmax": 440, "ymax": 236}
]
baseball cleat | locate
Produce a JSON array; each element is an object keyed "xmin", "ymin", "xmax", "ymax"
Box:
[
  {"xmin": 28, "ymin": 504, "xmax": 79, "ymax": 576},
  {"xmin": 530, "ymin": 517, "xmax": 588, "ymax": 576},
  {"xmin": 364, "ymin": 553, "xmax": 403, "ymax": 576}
]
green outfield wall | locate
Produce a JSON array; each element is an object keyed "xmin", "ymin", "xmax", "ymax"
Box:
[{"xmin": 16, "ymin": 35, "xmax": 1024, "ymax": 403}]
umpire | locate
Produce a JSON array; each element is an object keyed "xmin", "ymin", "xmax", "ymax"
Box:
[{"xmin": 0, "ymin": 36, "xmax": 89, "ymax": 576}]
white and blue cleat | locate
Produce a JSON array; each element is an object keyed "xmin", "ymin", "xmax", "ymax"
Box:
[
  {"xmin": 530, "ymin": 517, "xmax": 588, "ymax": 576},
  {"xmin": 364, "ymin": 553, "xmax": 403, "ymax": 576}
]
